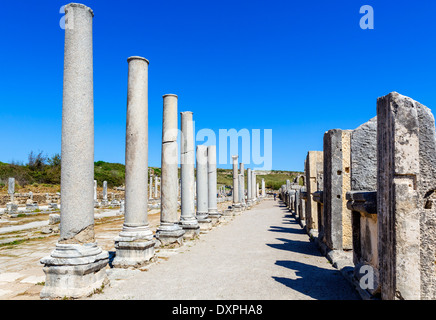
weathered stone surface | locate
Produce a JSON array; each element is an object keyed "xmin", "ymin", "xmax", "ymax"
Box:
[
  {"xmin": 305, "ymin": 151, "xmax": 323, "ymax": 231},
  {"xmin": 157, "ymin": 94, "xmax": 185, "ymax": 244},
  {"xmin": 351, "ymin": 117, "xmax": 377, "ymax": 191},
  {"xmin": 322, "ymin": 129, "xmax": 352, "ymax": 251},
  {"xmin": 377, "ymin": 92, "xmax": 436, "ymax": 300}
]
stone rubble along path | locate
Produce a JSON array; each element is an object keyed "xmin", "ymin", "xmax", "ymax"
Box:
[{"xmin": 87, "ymin": 200, "xmax": 360, "ymax": 300}]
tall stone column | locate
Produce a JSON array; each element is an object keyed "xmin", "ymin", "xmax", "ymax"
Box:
[
  {"xmin": 207, "ymin": 145, "xmax": 221, "ymax": 223},
  {"xmin": 252, "ymin": 170, "xmax": 257, "ymax": 204},
  {"xmin": 261, "ymin": 178, "xmax": 265, "ymax": 197},
  {"xmin": 247, "ymin": 168, "xmax": 252, "ymax": 207},
  {"xmin": 156, "ymin": 94, "xmax": 185, "ymax": 246},
  {"xmin": 154, "ymin": 176, "xmax": 159, "ymax": 199},
  {"xmin": 232, "ymin": 155, "xmax": 241, "ymax": 210},
  {"xmin": 149, "ymin": 175, "xmax": 153, "ymax": 199},
  {"xmin": 40, "ymin": 3, "xmax": 108, "ymax": 299},
  {"xmin": 238, "ymin": 174, "xmax": 245, "ymax": 212},
  {"xmin": 93, "ymin": 180, "xmax": 99, "ymax": 207},
  {"xmin": 240, "ymin": 163, "xmax": 246, "ymax": 207},
  {"xmin": 113, "ymin": 56, "xmax": 155, "ymax": 268},
  {"xmin": 196, "ymin": 145, "xmax": 212, "ymax": 231},
  {"xmin": 179, "ymin": 111, "xmax": 200, "ymax": 238}
]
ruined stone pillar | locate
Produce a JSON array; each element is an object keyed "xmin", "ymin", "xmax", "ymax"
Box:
[
  {"xmin": 322, "ymin": 129, "xmax": 352, "ymax": 251},
  {"xmin": 207, "ymin": 145, "xmax": 221, "ymax": 222},
  {"xmin": 156, "ymin": 94, "xmax": 185, "ymax": 245},
  {"xmin": 377, "ymin": 92, "xmax": 436, "ymax": 300},
  {"xmin": 40, "ymin": 3, "xmax": 108, "ymax": 299},
  {"xmin": 247, "ymin": 168, "xmax": 252, "ymax": 207},
  {"xmin": 305, "ymin": 151, "xmax": 323, "ymax": 235},
  {"xmin": 179, "ymin": 111, "xmax": 200, "ymax": 238},
  {"xmin": 102, "ymin": 181, "xmax": 108, "ymax": 206},
  {"xmin": 196, "ymin": 145, "xmax": 212, "ymax": 231},
  {"xmin": 113, "ymin": 56, "xmax": 155, "ymax": 268},
  {"xmin": 232, "ymin": 155, "xmax": 241, "ymax": 209}
]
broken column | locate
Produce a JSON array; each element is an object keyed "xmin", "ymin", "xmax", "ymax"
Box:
[
  {"xmin": 305, "ymin": 151, "xmax": 323, "ymax": 236},
  {"xmin": 113, "ymin": 56, "xmax": 155, "ymax": 268},
  {"xmin": 196, "ymin": 145, "xmax": 212, "ymax": 231},
  {"xmin": 207, "ymin": 145, "xmax": 221, "ymax": 223},
  {"xmin": 377, "ymin": 92, "xmax": 436, "ymax": 300},
  {"xmin": 156, "ymin": 94, "xmax": 185, "ymax": 246},
  {"xmin": 40, "ymin": 3, "xmax": 108, "ymax": 299},
  {"xmin": 102, "ymin": 181, "xmax": 108, "ymax": 206},
  {"xmin": 232, "ymin": 155, "xmax": 241, "ymax": 210},
  {"xmin": 346, "ymin": 117, "xmax": 378, "ymax": 295},
  {"xmin": 6, "ymin": 177, "xmax": 17, "ymax": 214},
  {"xmin": 322, "ymin": 129, "xmax": 352, "ymax": 251},
  {"xmin": 179, "ymin": 111, "xmax": 200, "ymax": 238}
]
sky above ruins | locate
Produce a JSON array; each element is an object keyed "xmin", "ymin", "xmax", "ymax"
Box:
[{"xmin": 1, "ymin": 0, "xmax": 435, "ymax": 171}]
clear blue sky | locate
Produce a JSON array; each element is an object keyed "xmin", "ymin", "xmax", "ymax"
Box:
[{"xmin": 1, "ymin": 0, "xmax": 435, "ymax": 171}]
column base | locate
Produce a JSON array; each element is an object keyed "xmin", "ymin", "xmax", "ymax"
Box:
[
  {"xmin": 207, "ymin": 210, "xmax": 222, "ymax": 226},
  {"xmin": 179, "ymin": 219, "xmax": 200, "ymax": 239},
  {"xmin": 197, "ymin": 218, "xmax": 213, "ymax": 233},
  {"xmin": 156, "ymin": 223, "xmax": 185, "ymax": 247},
  {"xmin": 40, "ymin": 242, "xmax": 109, "ymax": 300},
  {"xmin": 113, "ymin": 226, "xmax": 156, "ymax": 268}
]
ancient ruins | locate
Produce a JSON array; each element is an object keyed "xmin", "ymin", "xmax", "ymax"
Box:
[
  {"xmin": 281, "ymin": 92, "xmax": 436, "ymax": 300},
  {"xmin": 0, "ymin": 3, "xmax": 435, "ymax": 301}
]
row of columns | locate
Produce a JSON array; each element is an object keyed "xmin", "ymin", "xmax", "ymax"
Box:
[
  {"xmin": 229, "ymin": 155, "xmax": 266, "ymax": 212},
  {"xmin": 40, "ymin": 3, "xmax": 222, "ymax": 299}
]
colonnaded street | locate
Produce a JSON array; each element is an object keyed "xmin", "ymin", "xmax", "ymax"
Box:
[{"xmin": 87, "ymin": 199, "xmax": 359, "ymax": 300}]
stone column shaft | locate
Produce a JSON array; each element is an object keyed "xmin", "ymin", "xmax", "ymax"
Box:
[
  {"xmin": 179, "ymin": 111, "xmax": 199, "ymax": 237},
  {"xmin": 247, "ymin": 168, "xmax": 252, "ymax": 206},
  {"xmin": 40, "ymin": 3, "xmax": 108, "ymax": 299},
  {"xmin": 207, "ymin": 145, "xmax": 220, "ymax": 220},
  {"xmin": 232, "ymin": 155, "xmax": 240, "ymax": 208},
  {"xmin": 156, "ymin": 94, "xmax": 184, "ymax": 245},
  {"xmin": 113, "ymin": 56, "xmax": 154, "ymax": 268}
]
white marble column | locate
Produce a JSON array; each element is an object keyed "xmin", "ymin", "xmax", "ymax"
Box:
[
  {"xmin": 149, "ymin": 175, "xmax": 153, "ymax": 199},
  {"xmin": 40, "ymin": 3, "xmax": 108, "ymax": 299},
  {"xmin": 196, "ymin": 145, "xmax": 212, "ymax": 231},
  {"xmin": 232, "ymin": 155, "xmax": 241, "ymax": 210},
  {"xmin": 93, "ymin": 180, "xmax": 99, "ymax": 207},
  {"xmin": 113, "ymin": 56, "xmax": 155, "ymax": 268},
  {"xmin": 154, "ymin": 176, "xmax": 159, "ymax": 199},
  {"xmin": 247, "ymin": 168, "xmax": 252, "ymax": 207},
  {"xmin": 262, "ymin": 178, "xmax": 265, "ymax": 197},
  {"xmin": 252, "ymin": 170, "xmax": 257, "ymax": 203},
  {"xmin": 156, "ymin": 94, "xmax": 185, "ymax": 245},
  {"xmin": 240, "ymin": 162, "xmax": 246, "ymax": 207},
  {"xmin": 179, "ymin": 111, "xmax": 200, "ymax": 238},
  {"xmin": 207, "ymin": 145, "xmax": 221, "ymax": 222},
  {"xmin": 238, "ymin": 173, "xmax": 245, "ymax": 212}
]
